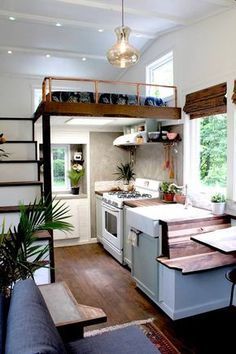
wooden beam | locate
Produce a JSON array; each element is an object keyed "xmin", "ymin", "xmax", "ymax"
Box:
[
  {"xmin": 52, "ymin": 0, "xmax": 188, "ymax": 25},
  {"xmin": 42, "ymin": 102, "xmax": 181, "ymax": 120},
  {"xmin": 0, "ymin": 9, "xmax": 155, "ymax": 39}
]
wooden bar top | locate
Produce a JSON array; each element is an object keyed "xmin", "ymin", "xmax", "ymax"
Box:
[
  {"xmin": 157, "ymin": 252, "xmax": 236, "ymax": 274},
  {"xmin": 123, "ymin": 198, "xmax": 163, "ymax": 208},
  {"xmin": 191, "ymin": 226, "xmax": 236, "ymax": 253}
]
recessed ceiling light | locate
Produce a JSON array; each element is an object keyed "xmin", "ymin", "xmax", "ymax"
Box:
[
  {"xmin": 98, "ymin": 29, "xmax": 104, "ymax": 32},
  {"xmin": 7, "ymin": 50, "xmax": 12, "ymax": 54},
  {"xmin": 9, "ymin": 16, "xmax": 16, "ymax": 21},
  {"xmin": 66, "ymin": 118, "xmax": 113, "ymax": 126},
  {"xmin": 82, "ymin": 57, "xmax": 87, "ymax": 61},
  {"xmin": 46, "ymin": 54, "xmax": 51, "ymax": 58},
  {"xmin": 56, "ymin": 23, "xmax": 62, "ymax": 27}
]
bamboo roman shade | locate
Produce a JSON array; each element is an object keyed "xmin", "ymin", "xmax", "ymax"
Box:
[
  {"xmin": 183, "ymin": 82, "xmax": 227, "ymax": 119},
  {"xmin": 232, "ymin": 80, "xmax": 236, "ymax": 104}
]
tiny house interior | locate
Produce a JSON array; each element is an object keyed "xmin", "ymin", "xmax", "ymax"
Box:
[{"xmin": 1, "ymin": 1, "xmax": 236, "ymax": 353}]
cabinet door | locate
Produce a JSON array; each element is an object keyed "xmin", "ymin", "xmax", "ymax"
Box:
[
  {"xmin": 53, "ymin": 198, "xmax": 89, "ymax": 241},
  {"xmin": 123, "ymin": 206, "xmax": 132, "ymax": 268},
  {"xmin": 132, "ymin": 233, "xmax": 159, "ymax": 303},
  {"xmin": 95, "ymin": 195, "xmax": 103, "ymax": 242}
]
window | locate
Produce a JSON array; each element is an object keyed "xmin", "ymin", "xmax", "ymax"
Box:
[
  {"xmin": 190, "ymin": 114, "xmax": 227, "ymax": 193},
  {"xmin": 146, "ymin": 51, "xmax": 173, "ymax": 99},
  {"xmin": 51, "ymin": 145, "xmax": 70, "ymax": 191}
]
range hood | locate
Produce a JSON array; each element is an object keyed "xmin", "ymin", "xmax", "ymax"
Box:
[{"xmin": 113, "ymin": 131, "xmax": 147, "ymax": 146}]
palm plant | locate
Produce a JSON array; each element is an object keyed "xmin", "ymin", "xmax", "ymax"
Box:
[
  {"xmin": 68, "ymin": 164, "xmax": 85, "ymax": 187},
  {"xmin": 114, "ymin": 162, "xmax": 135, "ymax": 185},
  {"xmin": 0, "ymin": 197, "xmax": 73, "ymax": 296}
]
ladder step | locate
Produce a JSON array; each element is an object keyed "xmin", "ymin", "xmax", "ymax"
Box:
[
  {"xmin": 0, "ymin": 181, "xmax": 42, "ymax": 187},
  {"xmin": 0, "ymin": 162, "xmax": 39, "ymax": 182},
  {"xmin": 0, "ymin": 119, "xmax": 33, "ymax": 141},
  {"xmin": 1, "ymin": 142, "xmax": 37, "ymax": 160},
  {"xmin": 0, "ymin": 160, "xmax": 40, "ymax": 164}
]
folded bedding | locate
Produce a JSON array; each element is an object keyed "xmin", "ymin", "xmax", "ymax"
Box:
[{"xmin": 50, "ymin": 91, "xmax": 166, "ymax": 107}]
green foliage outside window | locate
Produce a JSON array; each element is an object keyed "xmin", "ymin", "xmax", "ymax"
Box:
[{"xmin": 200, "ymin": 114, "xmax": 227, "ymax": 188}]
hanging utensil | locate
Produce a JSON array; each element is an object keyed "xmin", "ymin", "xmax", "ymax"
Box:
[
  {"xmin": 169, "ymin": 153, "xmax": 175, "ymax": 179},
  {"xmin": 162, "ymin": 146, "xmax": 167, "ymax": 170},
  {"xmin": 166, "ymin": 145, "xmax": 170, "ymax": 169}
]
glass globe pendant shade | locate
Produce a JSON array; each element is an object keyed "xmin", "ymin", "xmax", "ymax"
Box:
[{"xmin": 107, "ymin": 26, "xmax": 140, "ymax": 68}]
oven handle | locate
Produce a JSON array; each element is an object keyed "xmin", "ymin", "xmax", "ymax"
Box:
[{"xmin": 102, "ymin": 203, "xmax": 120, "ymax": 213}]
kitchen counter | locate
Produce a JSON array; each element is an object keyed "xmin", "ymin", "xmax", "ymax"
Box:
[
  {"xmin": 126, "ymin": 204, "xmax": 236, "ymax": 319},
  {"xmin": 123, "ymin": 198, "xmax": 163, "ymax": 208}
]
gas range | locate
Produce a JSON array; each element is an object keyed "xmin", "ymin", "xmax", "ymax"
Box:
[
  {"xmin": 102, "ymin": 178, "xmax": 161, "ymax": 209},
  {"xmin": 102, "ymin": 191, "xmax": 158, "ymax": 208}
]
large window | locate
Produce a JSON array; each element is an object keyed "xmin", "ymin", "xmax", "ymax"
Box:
[
  {"xmin": 51, "ymin": 145, "xmax": 70, "ymax": 191},
  {"xmin": 190, "ymin": 114, "xmax": 227, "ymax": 193},
  {"xmin": 146, "ymin": 51, "xmax": 173, "ymax": 99}
]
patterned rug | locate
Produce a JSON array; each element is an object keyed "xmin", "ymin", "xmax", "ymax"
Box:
[{"xmin": 85, "ymin": 318, "xmax": 180, "ymax": 354}]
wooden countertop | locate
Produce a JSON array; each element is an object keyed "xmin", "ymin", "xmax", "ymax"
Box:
[
  {"xmin": 191, "ymin": 226, "xmax": 236, "ymax": 253},
  {"xmin": 123, "ymin": 198, "xmax": 164, "ymax": 207}
]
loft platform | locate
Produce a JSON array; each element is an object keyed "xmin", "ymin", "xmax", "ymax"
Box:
[{"xmin": 34, "ymin": 77, "xmax": 181, "ymax": 121}]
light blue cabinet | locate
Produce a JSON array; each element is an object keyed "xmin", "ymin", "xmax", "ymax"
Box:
[{"xmin": 131, "ymin": 232, "xmax": 160, "ymax": 303}]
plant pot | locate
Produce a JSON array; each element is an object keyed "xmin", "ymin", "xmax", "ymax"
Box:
[
  {"xmin": 71, "ymin": 187, "xmax": 80, "ymax": 195},
  {"xmin": 174, "ymin": 194, "xmax": 186, "ymax": 204},
  {"xmin": 211, "ymin": 202, "xmax": 225, "ymax": 215},
  {"xmin": 163, "ymin": 193, "xmax": 175, "ymax": 202}
]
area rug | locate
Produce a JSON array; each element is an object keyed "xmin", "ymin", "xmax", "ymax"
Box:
[{"xmin": 85, "ymin": 318, "xmax": 180, "ymax": 354}]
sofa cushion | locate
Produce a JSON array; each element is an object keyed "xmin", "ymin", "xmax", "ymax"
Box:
[
  {"xmin": 5, "ymin": 279, "xmax": 67, "ymax": 354},
  {"xmin": 67, "ymin": 325, "xmax": 160, "ymax": 354}
]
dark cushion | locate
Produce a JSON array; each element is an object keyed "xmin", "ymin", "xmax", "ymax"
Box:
[
  {"xmin": 67, "ymin": 325, "xmax": 160, "ymax": 354},
  {"xmin": 0, "ymin": 293, "xmax": 9, "ymax": 354},
  {"xmin": 5, "ymin": 279, "xmax": 67, "ymax": 354}
]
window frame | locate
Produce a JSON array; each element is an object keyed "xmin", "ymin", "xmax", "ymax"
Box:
[
  {"xmin": 51, "ymin": 144, "xmax": 71, "ymax": 192},
  {"xmin": 146, "ymin": 51, "xmax": 174, "ymax": 100},
  {"xmin": 188, "ymin": 114, "xmax": 227, "ymax": 196}
]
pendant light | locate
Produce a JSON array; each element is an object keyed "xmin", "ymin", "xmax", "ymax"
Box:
[{"xmin": 107, "ymin": 0, "xmax": 140, "ymax": 68}]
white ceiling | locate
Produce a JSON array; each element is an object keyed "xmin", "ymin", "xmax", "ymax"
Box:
[{"xmin": 0, "ymin": 0, "xmax": 235, "ymax": 79}]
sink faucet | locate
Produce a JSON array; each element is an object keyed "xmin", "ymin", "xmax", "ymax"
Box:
[{"xmin": 168, "ymin": 183, "xmax": 192, "ymax": 209}]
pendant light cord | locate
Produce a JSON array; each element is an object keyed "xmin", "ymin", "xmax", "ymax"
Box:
[{"xmin": 122, "ymin": 0, "xmax": 124, "ymax": 27}]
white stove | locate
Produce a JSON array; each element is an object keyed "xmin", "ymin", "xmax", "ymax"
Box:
[
  {"xmin": 102, "ymin": 178, "xmax": 160, "ymax": 209},
  {"xmin": 101, "ymin": 178, "xmax": 161, "ymax": 263}
]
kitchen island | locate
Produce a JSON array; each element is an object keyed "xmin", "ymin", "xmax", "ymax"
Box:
[{"xmin": 126, "ymin": 204, "xmax": 236, "ymax": 320}]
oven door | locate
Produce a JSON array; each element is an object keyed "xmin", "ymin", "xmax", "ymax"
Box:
[{"xmin": 102, "ymin": 203, "xmax": 123, "ymax": 250}]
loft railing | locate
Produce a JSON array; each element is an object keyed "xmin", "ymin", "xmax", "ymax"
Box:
[{"xmin": 42, "ymin": 76, "xmax": 178, "ymax": 107}]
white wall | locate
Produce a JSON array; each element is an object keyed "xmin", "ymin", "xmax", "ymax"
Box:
[{"xmin": 120, "ymin": 8, "xmax": 236, "ymax": 203}]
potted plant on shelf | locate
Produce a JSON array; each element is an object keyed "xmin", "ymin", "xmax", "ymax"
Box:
[
  {"xmin": 114, "ymin": 162, "xmax": 135, "ymax": 191},
  {"xmin": 0, "ymin": 197, "xmax": 73, "ymax": 297},
  {"xmin": 211, "ymin": 192, "xmax": 226, "ymax": 215},
  {"xmin": 67, "ymin": 163, "xmax": 85, "ymax": 195},
  {"xmin": 159, "ymin": 181, "xmax": 177, "ymax": 202}
]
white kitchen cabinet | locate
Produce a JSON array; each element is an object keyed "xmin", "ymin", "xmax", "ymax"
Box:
[
  {"xmin": 123, "ymin": 206, "xmax": 132, "ymax": 268},
  {"xmin": 53, "ymin": 197, "xmax": 90, "ymax": 243},
  {"xmin": 95, "ymin": 194, "xmax": 103, "ymax": 243}
]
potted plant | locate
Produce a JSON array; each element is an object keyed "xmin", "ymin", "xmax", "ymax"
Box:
[
  {"xmin": 211, "ymin": 192, "xmax": 226, "ymax": 215},
  {"xmin": 159, "ymin": 182, "xmax": 177, "ymax": 202},
  {"xmin": 67, "ymin": 163, "xmax": 85, "ymax": 195},
  {"xmin": 114, "ymin": 162, "xmax": 135, "ymax": 191},
  {"xmin": 0, "ymin": 197, "xmax": 73, "ymax": 297}
]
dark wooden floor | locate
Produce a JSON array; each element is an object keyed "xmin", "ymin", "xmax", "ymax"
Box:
[{"xmin": 55, "ymin": 244, "xmax": 236, "ymax": 354}]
